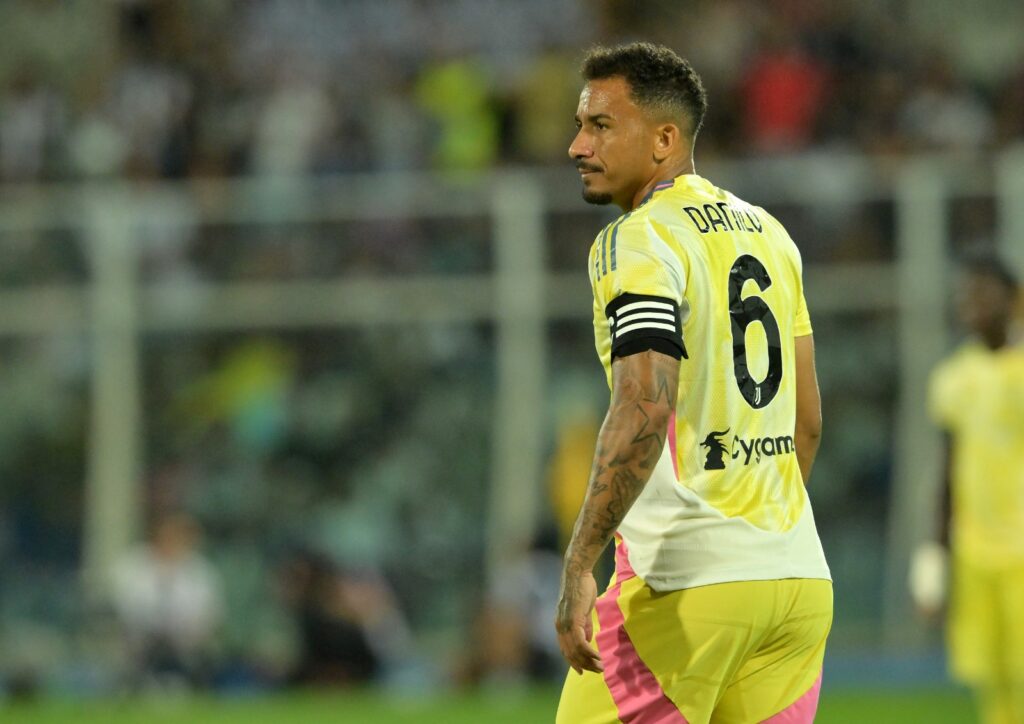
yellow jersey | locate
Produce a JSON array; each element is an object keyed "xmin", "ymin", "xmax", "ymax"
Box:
[
  {"xmin": 929, "ymin": 341, "xmax": 1024, "ymax": 566},
  {"xmin": 589, "ymin": 173, "xmax": 830, "ymax": 591}
]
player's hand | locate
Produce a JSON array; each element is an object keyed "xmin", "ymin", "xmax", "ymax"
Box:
[{"xmin": 555, "ymin": 569, "xmax": 602, "ymax": 674}]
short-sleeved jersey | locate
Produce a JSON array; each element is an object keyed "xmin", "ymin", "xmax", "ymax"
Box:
[
  {"xmin": 929, "ymin": 342, "xmax": 1024, "ymax": 566},
  {"xmin": 589, "ymin": 174, "xmax": 830, "ymax": 591}
]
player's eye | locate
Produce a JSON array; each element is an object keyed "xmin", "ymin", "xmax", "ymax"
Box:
[{"xmin": 595, "ymin": 122, "xmax": 608, "ymax": 131}]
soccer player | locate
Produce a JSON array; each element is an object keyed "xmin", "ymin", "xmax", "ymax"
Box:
[
  {"xmin": 554, "ymin": 43, "xmax": 832, "ymax": 723},
  {"xmin": 912, "ymin": 251, "xmax": 1024, "ymax": 724}
]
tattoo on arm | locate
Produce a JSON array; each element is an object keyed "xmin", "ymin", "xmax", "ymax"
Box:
[{"xmin": 557, "ymin": 350, "xmax": 679, "ymax": 618}]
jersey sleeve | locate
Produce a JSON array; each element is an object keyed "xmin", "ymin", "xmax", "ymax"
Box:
[
  {"xmin": 791, "ymin": 235, "xmax": 813, "ymax": 337},
  {"xmin": 794, "ymin": 289, "xmax": 813, "ymax": 336},
  {"xmin": 591, "ymin": 217, "xmax": 687, "ymax": 359},
  {"xmin": 928, "ymin": 357, "xmax": 960, "ymax": 430}
]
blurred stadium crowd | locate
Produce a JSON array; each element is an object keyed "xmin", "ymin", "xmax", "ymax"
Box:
[
  {"xmin": 2, "ymin": 0, "xmax": 1024, "ymax": 185},
  {"xmin": 1, "ymin": 0, "xmax": 1022, "ymax": 699}
]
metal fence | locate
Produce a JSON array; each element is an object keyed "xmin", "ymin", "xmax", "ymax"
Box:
[{"xmin": 1, "ymin": 148, "xmax": 1022, "ymax": 661}]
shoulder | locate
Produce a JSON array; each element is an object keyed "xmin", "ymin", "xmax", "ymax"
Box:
[
  {"xmin": 612, "ymin": 210, "xmax": 653, "ymax": 251},
  {"xmin": 929, "ymin": 346, "xmax": 975, "ymax": 426},
  {"xmin": 590, "ymin": 219, "xmax": 616, "ymax": 253},
  {"xmin": 621, "ymin": 195, "xmax": 699, "ymax": 254},
  {"xmin": 942, "ymin": 342, "xmax": 982, "ymax": 368},
  {"xmin": 597, "ymin": 203, "xmax": 679, "ymax": 264},
  {"xmin": 999, "ymin": 343, "xmax": 1024, "ymax": 380},
  {"xmin": 617, "ymin": 206, "xmax": 690, "ymax": 278},
  {"xmin": 1005, "ymin": 345, "xmax": 1024, "ymax": 398},
  {"xmin": 590, "ymin": 212, "xmax": 641, "ymax": 255},
  {"xmin": 931, "ymin": 344, "xmax": 979, "ymax": 389}
]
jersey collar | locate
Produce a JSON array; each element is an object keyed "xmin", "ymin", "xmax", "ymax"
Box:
[
  {"xmin": 638, "ymin": 178, "xmax": 677, "ymax": 207},
  {"xmin": 638, "ymin": 173, "xmax": 709, "ymax": 207}
]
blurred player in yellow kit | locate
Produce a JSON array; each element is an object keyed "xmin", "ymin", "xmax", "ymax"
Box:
[
  {"xmin": 912, "ymin": 251, "xmax": 1024, "ymax": 724},
  {"xmin": 554, "ymin": 43, "xmax": 831, "ymax": 723}
]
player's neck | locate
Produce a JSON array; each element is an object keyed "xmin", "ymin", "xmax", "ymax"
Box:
[
  {"xmin": 979, "ymin": 326, "xmax": 1008, "ymax": 351},
  {"xmin": 627, "ymin": 158, "xmax": 696, "ymax": 211}
]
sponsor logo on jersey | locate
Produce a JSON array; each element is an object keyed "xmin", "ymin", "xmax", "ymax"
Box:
[
  {"xmin": 700, "ymin": 429, "xmax": 730, "ymax": 470},
  {"xmin": 701, "ymin": 429, "xmax": 795, "ymax": 470}
]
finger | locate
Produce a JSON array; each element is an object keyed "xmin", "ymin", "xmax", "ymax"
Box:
[
  {"xmin": 567, "ymin": 649, "xmax": 590, "ymax": 675},
  {"xmin": 558, "ymin": 636, "xmax": 582, "ymax": 674},
  {"xmin": 575, "ymin": 624, "xmax": 599, "ymax": 656},
  {"xmin": 561, "ymin": 643, "xmax": 595, "ymax": 674},
  {"xmin": 573, "ymin": 628, "xmax": 603, "ymax": 672},
  {"xmin": 560, "ymin": 624, "xmax": 603, "ymax": 674},
  {"xmin": 575, "ymin": 650, "xmax": 603, "ymax": 674}
]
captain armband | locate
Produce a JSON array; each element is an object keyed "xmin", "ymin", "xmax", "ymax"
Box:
[{"xmin": 606, "ymin": 293, "xmax": 687, "ymax": 360}]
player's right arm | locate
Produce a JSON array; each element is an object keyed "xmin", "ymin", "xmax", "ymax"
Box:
[
  {"xmin": 794, "ymin": 334, "xmax": 822, "ymax": 485},
  {"xmin": 909, "ymin": 361, "xmax": 959, "ymax": 616},
  {"xmin": 936, "ymin": 433, "xmax": 952, "ymax": 549},
  {"xmin": 910, "ymin": 436, "xmax": 951, "ymax": 617},
  {"xmin": 555, "ymin": 218, "xmax": 685, "ymax": 674}
]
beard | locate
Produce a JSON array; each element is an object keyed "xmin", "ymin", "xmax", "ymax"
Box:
[
  {"xmin": 576, "ymin": 164, "xmax": 613, "ymax": 205},
  {"xmin": 581, "ymin": 188, "xmax": 614, "ymax": 205}
]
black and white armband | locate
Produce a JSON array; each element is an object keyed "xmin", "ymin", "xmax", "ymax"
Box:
[{"xmin": 605, "ymin": 293, "xmax": 687, "ymax": 360}]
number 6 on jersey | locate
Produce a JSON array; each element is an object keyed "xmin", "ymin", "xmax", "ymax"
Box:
[{"xmin": 729, "ymin": 254, "xmax": 783, "ymax": 409}]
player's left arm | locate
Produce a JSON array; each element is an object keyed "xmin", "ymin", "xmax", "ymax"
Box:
[{"xmin": 555, "ymin": 348, "xmax": 680, "ymax": 674}]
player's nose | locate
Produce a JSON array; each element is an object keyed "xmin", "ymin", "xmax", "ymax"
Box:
[{"xmin": 568, "ymin": 131, "xmax": 592, "ymax": 160}]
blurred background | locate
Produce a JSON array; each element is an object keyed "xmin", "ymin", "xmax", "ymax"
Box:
[{"xmin": 1, "ymin": 0, "xmax": 1023, "ymax": 721}]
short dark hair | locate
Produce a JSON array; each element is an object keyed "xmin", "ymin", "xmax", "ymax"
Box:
[
  {"xmin": 582, "ymin": 42, "xmax": 708, "ymax": 140},
  {"xmin": 959, "ymin": 246, "xmax": 1019, "ymax": 292}
]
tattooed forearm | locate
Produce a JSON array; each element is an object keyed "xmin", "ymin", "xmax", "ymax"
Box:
[{"xmin": 560, "ymin": 350, "xmax": 680, "ymax": 584}]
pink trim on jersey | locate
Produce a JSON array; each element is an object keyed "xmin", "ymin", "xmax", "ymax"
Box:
[
  {"xmin": 667, "ymin": 412, "xmax": 679, "ymax": 481},
  {"xmin": 596, "ymin": 538, "xmax": 688, "ymax": 724},
  {"xmin": 614, "ymin": 534, "xmax": 637, "ymax": 582},
  {"xmin": 762, "ymin": 671, "xmax": 823, "ymax": 723}
]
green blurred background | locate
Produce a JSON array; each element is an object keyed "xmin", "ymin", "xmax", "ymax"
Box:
[{"xmin": 1, "ymin": 0, "xmax": 1023, "ymax": 721}]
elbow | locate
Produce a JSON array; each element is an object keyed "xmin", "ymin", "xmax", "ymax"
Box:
[
  {"xmin": 796, "ymin": 415, "xmax": 822, "ymax": 444},
  {"xmin": 652, "ymin": 410, "xmax": 675, "ymax": 448}
]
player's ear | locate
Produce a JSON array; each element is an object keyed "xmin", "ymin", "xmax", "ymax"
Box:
[{"xmin": 652, "ymin": 122, "xmax": 682, "ymax": 163}]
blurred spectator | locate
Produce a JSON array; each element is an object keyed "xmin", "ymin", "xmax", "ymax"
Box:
[
  {"xmin": 0, "ymin": 0, "xmax": 112, "ymax": 94},
  {"xmin": 1, "ymin": 0, "xmax": 1024, "ymax": 184},
  {"xmin": 176, "ymin": 340, "xmax": 295, "ymax": 453},
  {"xmin": 900, "ymin": 54, "xmax": 994, "ymax": 151},
  {"xmin": 279, "ymin": 549, "xmax": 412, "ymax": 687},
  {"xmin": 415, "ymin": 57, "xmax": 499, "ymax": 171},
  {"xmin": 508, "ymin": 49, "xmax": 580, "ymax": 164},
  {"xmin": 993, "ymin": 61, "xmax": 1024, "ymax": 145},
  {"xmin": 850, "ymin": 68, "xmax": 911, "ymax": 156},
  {"xmin": 547, "ymin": 407, "xmax": 601, "ymax": 545},
  {"xmin": 251, "ymin": 64, "xmax": 334, "ymax": 176},
  {"xmin": 465, "ymin": 529, "xmax": 564, "ymax": 687},
  {"xmin": 108, "ymin": 57, "xmax": 193, "ymax": 180},
  {"xmin": 110, "ymin": 513, "xmax": 224, "ymax": 690},
  {"xmin": 0, "ymin": 68, "xmax": 65, "ymax": 183},
  {"xmin": 363, "ymin": 66, "xmax": 428, "ymax": 172},
  {"xmin": 740, "ymin": 25, "xmax": 830, "ymax": 152}
]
